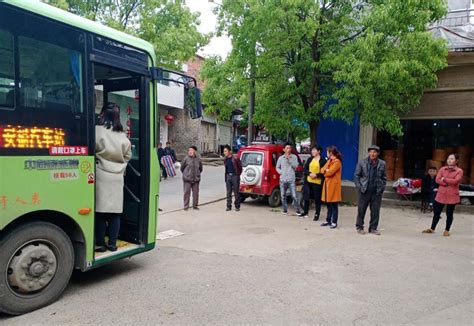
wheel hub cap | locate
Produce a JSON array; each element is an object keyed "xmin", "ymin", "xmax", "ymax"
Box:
[{"xmin": 8, "ymin": 243, "xmax": 57, "ymax": 293}]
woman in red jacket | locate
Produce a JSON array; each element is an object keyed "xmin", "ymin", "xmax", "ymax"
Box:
[{"xmin": 422, "ymin": 153, "xmax": 463, "ymax": 237}]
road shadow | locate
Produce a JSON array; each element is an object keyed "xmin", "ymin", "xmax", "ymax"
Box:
[
  {"xmin": 67, "ymin": 258, "xmax": 144, "ymax": 290},
  {"xmin": 241, "ymin": 196, "xmax": 293, "ymax": 213},
  {"xmin": 0, "ymin": 258, "xmax": 144, "ymax": 321}
]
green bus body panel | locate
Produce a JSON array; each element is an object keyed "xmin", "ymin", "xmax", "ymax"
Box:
[
  {"xmin": 1, "ymin": 0, "xmax": 156, "ymax": 65},
  {"xmin": 0, "ymin": 2, "xmax": 161, "ymax": 266},
  {"xmin": 0, "ymin": 156, "xmax": 96, "ymax": 262},
  {"xmin": 148, "ymin": 82, "xmax": 159, "ymax": 245}
]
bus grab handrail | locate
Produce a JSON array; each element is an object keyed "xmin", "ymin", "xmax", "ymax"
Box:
[
  {"xmin": 124, "ymin": 184, "xmax": 141, "ymax": 203},
  {"xmin": 127, "ymin": 163, "xmax": 141, "ymax": 177}
]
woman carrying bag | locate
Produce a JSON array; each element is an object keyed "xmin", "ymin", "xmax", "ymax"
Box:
[{"xmin": 299, "ymin": 145, "xmax": 326, "ymax": 221}]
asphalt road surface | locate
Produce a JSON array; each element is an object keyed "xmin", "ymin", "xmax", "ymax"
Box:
[
  {"xmin": 2, "ymin": 196, "xmax": 473, "ymax": 325},
  {"xmin": 158, "ymin": 165, "xmax": 226, "ymax": 212}
]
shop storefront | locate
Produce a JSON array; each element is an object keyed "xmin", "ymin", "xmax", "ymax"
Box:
[
  {"xmin": 377, "ymin": 119, "xmax": 474, "ymax": 184},
  {"xmin": 375, "ymin": 27, "xmax": 474, "ymax": 185}
]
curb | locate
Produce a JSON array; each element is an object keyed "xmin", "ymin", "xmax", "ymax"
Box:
[{"xmin": 160, "ymin": 197, "xmax": 227, "ymax": 215}]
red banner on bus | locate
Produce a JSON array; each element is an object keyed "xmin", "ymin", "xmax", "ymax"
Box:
[{"xmin": 49, "ymin": 146, "xmax": 88, "ymax": 156}]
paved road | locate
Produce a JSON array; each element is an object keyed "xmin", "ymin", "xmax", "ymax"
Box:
[
  {"xmin": 2, "ymin": 199, "xmax": 473, "ymax": 325},
  {"xmin": 158, "ymin": 165, "xmax": 226, "ymax": 212}
]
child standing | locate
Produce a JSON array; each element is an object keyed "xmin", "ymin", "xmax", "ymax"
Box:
[{"xmin": 421, "ymin": 166, "xmax": 439, "ymax": 210}]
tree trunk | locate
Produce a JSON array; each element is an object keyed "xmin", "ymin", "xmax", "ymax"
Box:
[
  {"xmin": 309, "ymin": 120, "xmax": 319, "ymax": 147},
  {"xmin": 287, "ymin": 132, "xmax": 295, "ymax": 145}
]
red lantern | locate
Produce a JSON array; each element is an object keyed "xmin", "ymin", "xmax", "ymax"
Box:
[{"xmin": 164, "ymin": 114, "xmax": 175, "ymax": 125}]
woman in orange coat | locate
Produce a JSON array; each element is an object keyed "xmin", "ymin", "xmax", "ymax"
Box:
[{"xmin": 320, "ymin": 146, "xmax": 342, "ymax": 229}]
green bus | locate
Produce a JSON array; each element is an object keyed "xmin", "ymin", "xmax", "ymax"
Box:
[{"xmin": 0, "ymin": 0, "xmax": 201, "ymax": 315}]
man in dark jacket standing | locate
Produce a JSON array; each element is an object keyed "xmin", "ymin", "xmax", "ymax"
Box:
[
  {"xmin": 181, "ymin": 146, "xmax": 203, "ymax": 210},
  {"xmin": 164, "ymin": 141, "xmax": 177, "ymax": 162},
  {"xmin": 354, "ymin": 145, "xmax": 387, "ymax": 235},
  {"xmin": 223, "ymin": 145, "xmax": 243, "ymax": 211},
  {"xmin": 157, "ymin": 142, "xmax": 167, "ymax": 180}
]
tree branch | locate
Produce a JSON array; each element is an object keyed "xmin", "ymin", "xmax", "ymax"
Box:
[
  {"xmin": 340, "ymin": 27, "xmax": 367, "ymax": 43},
  {"xmin": 122, "ymin": 0, "xmax": 141, "ymax": 29}
]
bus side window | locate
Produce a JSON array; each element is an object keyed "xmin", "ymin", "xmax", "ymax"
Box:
[
  {"xmin": 18, "ymin": 36, "xmax": 83, "ymax": 113},
  {"xmin": 0, "ymin": 12, "xmax": 88, "ymax": 155},
  {"xmin": 0, "ymin": 29, "xmax": 15, "ymax": 109}
]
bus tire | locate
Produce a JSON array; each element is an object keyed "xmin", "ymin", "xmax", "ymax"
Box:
[
  {"xmin": 268, "ymin": 188, "xmax": 281, "ymax": 207},
  {"xmin": 0, "ymin": 221, "xmax": 74, "ymax": 315}
]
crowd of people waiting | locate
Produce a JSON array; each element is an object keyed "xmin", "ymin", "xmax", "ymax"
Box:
[{"xmin": 161, "ymin": 141, "xmax": 464, "ymax": 238}]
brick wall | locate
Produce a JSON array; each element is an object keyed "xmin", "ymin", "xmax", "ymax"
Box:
[
  {"xmin": 167, "ymin": 107, "xmax": 202, "ymax": 160},
  {"xmin": 185, "ymin": 56, "xmax": 206, "ymax": 89},
  {"xmin": 167, "ymin": 56, "xmax": 205, "ymax": 158},
  {"xmin": 164, "ymin": 56, "xmax": 204, "ymax": 158}
]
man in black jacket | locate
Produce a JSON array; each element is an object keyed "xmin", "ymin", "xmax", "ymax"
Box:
[
  {"xmin": 354, "ymin": 145, "xmax": 387, "ymax": 235},
  {"xmin": 223, "ymin": 145, "xmax": 243, "ymax": 211}
]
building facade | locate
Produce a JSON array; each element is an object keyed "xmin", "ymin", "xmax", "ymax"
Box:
[
  {"xmin": 317, "ymin": 0, "xmax": 474, "ymax": 182},
  {"xmin": 164, "ymin": 55, "xmax": 235, "ymax": 157}
]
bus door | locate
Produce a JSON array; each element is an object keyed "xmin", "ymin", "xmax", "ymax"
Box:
[{"xmin": 93, "ymin": 63, "xmax": 149, "ymax": 247}]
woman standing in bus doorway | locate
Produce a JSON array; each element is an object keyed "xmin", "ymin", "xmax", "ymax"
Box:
[
  {"xmin": 422, "ymin": 153, "xmax": 463, "ymax": 237},
  {"xmin": 320, "ymin": 146, "xmax": 342, "ymax": 229},
  {"xmin": 95, "ymin": 103, "xmax": 132, "ymax": 252},
  {"xmin": 300, "ymin": 145, "xmax": 327, "ymax": 221}
]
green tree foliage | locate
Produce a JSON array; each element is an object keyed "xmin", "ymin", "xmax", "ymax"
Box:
[
  {"xmin": 202, "ymin": 0, "xmax": 448, "ymax": 145},
  {"xmin": 200, "ymin": 56, "xmax": 248, "ymax": 121},
  {"xmin": 45, "ymin": 0, "xmax": 209, "ymax": 68}
]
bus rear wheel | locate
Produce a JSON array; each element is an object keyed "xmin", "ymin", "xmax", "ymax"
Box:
[{"xmin": 0, "ymin": 222, "xmax": 74, "ymax": 315}]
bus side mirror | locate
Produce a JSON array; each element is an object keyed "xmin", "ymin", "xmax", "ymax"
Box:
[
  {"xmin": 151, "ymin": 66, "xmax": 202, "ymax": 119},
  {"xmin": 185, "ymin": 87, "xmax": 202, "ymax": 119}
]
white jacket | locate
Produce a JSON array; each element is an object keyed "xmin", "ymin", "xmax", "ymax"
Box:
[{"xmin": 95, "ymin": 126, "xmax": 132, "ymax": 213}]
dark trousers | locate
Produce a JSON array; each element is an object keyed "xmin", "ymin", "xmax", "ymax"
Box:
[
  {"xmin": 95, "ymin": 212, "xmax": 121, "ymax": 247},
  {"xmin": 356, "ymin": 189, "xmax": 382, "ymax": 231},
  {"xmin": 326, "ymin": 203, "xmax": 338, "ymax": 224},
  {"xmin": 422, "ymin": 190, "xmax": 436, "ymax": 206},
  {"xmin": 160, "ymin": 163, "xmax": 168, "ymax": 178},
  {"xmin": 183, "ymin": 181, "xmax": 200, "ymax": 209},
  {"xmin": 226, "ymin": 174, "xmax": 241, "ymax": 209},
  {"xmin": 431, "ymin": 201, "xmax": 455, "ymax": 231},
  {"xmin": 303, "ymin": 183, "xmax": 323, "ymax": 217}
]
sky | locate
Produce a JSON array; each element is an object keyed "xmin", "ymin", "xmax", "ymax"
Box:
[{"xmin": 185, "ymin": 0, "xmax": 232, "ymax": 58}]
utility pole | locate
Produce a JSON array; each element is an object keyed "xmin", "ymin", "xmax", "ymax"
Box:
[
  {"xmin": 210, "ymin": 0, "xmax": 256, "ymax": 143},
  {"xmin": 248, "ymin": 76, "xmax": 255, "ymax": 143},
  {"xmin": 248, "ymin": 42, "xmax": 257, "ymax": 143}
]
